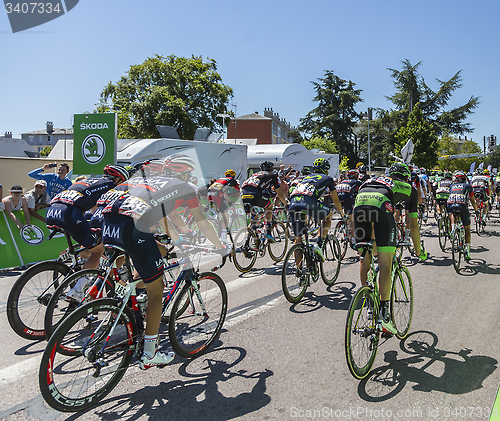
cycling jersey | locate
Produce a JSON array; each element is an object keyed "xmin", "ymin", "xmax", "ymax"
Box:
[
  {"xmin": 353, "ymin": 176, "xmax": 418, "ymax": 253},
  {"xmin": 446, "ymin": 182, "xmax": 474, "ymax": 226},
  {"xmin": 336, "ymin": 178, "xmax": 361, "ymax": 215},
  {"xmin": 208, "ymin": 177, "xmax": 240, "ymax": 212},
  {"xmin": 241, "ymin": 171, "xmax": 280, "ymax": 211},
  {"xmin": 435, "ymin": 179, "xmax": 452, "ymax": 201},
  {"xmin": 471, "ymin": 175, "xmax": 490, "ymax": 200},
  {"xmin": 50, "ymin": 177, "xmax": 117, "ymax": 211},
  {"xmin": 358, "ymin": 173, "xmax": 370, "ymax": 183}
]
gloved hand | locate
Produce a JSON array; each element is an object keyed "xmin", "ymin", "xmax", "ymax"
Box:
[{"xmin": 218, "ymin": 244, "xmax": 232, "ymax": 256}]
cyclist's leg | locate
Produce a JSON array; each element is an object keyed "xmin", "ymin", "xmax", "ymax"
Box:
[
  {"xmin": 353, "ymin": 206, "xmax": 374, "ymax": 285},
  {"xmin": 461, "ymin": 206, "xmax": 472, "ymax": 258}
]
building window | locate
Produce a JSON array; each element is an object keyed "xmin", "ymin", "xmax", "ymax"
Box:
[{"xmin": 29, "ymin": 135, "xmax": 34, "ymax": 143}]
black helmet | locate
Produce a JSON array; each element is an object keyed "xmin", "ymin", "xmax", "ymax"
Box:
[
  {"xmin": 347, "ymin": 169, "xmax": 359, "ymax": 179},
  {"xmin": 260, "ymin": 161, "xmax": 274, "ymax": 171},
  {"xmin": 388, "ymin": 163, "xmax": 411, "ymax": 181},
  {"xmin": 301, "ymin": 166, "xmax": 311, "ymax": 175},
  {"xmin": 313, "ymin": 158, "xmax": 330, "ymax": 174},
  {"xmin": 358, "ymin": 165, "xmax": 367, "ymax": 174}
]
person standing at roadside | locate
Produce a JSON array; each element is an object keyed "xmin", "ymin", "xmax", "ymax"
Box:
[
  {"xmin": 28, "ymin": 163, "xmax": 72, "ymax": 199},
  {"xmin": 2, "ymin": 186, "xmax": 31, "ymax": 229},
  {"xmin": 24, "ymin": 180, "xmax": 50, "ymax": 223}
]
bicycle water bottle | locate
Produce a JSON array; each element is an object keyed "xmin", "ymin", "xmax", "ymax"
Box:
[
  {"xmin": 136, "ymin": 293, "xmax": 148, "ymax": 318},
  {"xmin": 117, "ymin": 267, "xmax": 128, "ymax": 281}
]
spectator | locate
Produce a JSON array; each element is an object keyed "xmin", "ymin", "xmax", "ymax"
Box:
[
  {"xmin": 24, "ymin": 180, "xmax": 50, "ymax": 223},
  {"xmin": 2, "ymin": 185, "xmax": 30, "ymax": 229},
  {"xmin": 28, "ymin": 163, "xmax": 72, "ymax": 199},
  {"xmin": 278, "ymin": 164, "xmax": 293, "ymax": 179}
]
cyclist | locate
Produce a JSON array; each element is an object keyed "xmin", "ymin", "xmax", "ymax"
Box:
[
  {"xmin": 288, "ymin": 158, "xmax": 344, "ymax": 259},
  {"xmin": 101, "ymin": 154, "xmax": 226, "ymax": 370},
  {"xmin": 207, "ymin": 169, "xmax": 241, "ymax": 242},
  {"xmin": 447, "ymin": 170, "xmax": 478, "ymax": 261},
  {"xmin": 357, "ymin": 165, "xmax": 370, "ymax": 183},
  {"xmin": 289, "ymin": 167, "xmax": 311, "ymax": 195},
  {"xmin": 471, "ymin": 170, "xmax": 491, "ymax": 224},
  {"xmin": 46, "ymin": 165, "xmax": 130, "ymax": 272},
  {"xmin": 483, "ymin": 169, "xmax": 495, "ymax": 210},
  {"xmin": 241, "ymin": 161, "xmax": 288, "ymax": 241},
  {"xmin": 336, "ymin": 168, "xmax": 362, "ymax": 248},
  {"xmin": 435, "ymin": 171, "xmax": 453, "ymax": 216},
  {"xmin": 353, "ymin": 162, "xmax": 427, "ymax": 335}
]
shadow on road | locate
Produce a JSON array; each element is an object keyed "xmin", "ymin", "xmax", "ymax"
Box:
[{"xmin": 357, "ymin": 330, "xmax": 497, "ymax": 402}]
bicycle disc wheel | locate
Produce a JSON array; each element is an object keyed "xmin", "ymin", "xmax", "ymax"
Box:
[
  {"xmin": 169, "ymin": 272, "xmax": 227, "ymax": 358},
  {"xmin": 345, "ymin": 286, "xmax": 379, "ymax": 379},
  {"xmin": 232, "ymin": 227, "xmax": 258, "ymax": 273},
  {"xmin": 268, "ymin": 221, "xmax": 288, "ymax": 262},
  {"xmin": 44, "ymin": 269, "xmax": 114, "ymax": 341},
  {"xmin": 334, "ymin": 220, "xmax": 348, "ymax": 260},
  {"xmin": 438, "ymin": 216, "xmax": 448, "ymax": 252},
  {"xmin": 39, "ymin": 299, "xmax": 136, "ymax": 412},
  {"xmin": 451, "ymin": 230, "xmax": 462, "ymax": 272},
  {"xmin": 7, "ymin": 260, "xmax": 72, "ymax": 340},
  {"xmin": 390, "ymin": 265, "xmax": 413, "ymax": 339},
  {"xmin": 321, "ymin": 235, "xmax": 341, "ymax": 286},
  {"xmin": 281, "ymin": 244, "xmax": 308, "ymax": 303}
]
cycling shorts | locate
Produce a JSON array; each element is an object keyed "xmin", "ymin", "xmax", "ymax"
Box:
[
  {"xmin": 353, "ymin": 204, "xmax": 397, "ymax": 253},
  {"xmin": 288, "ymin": 197, "xmax": 332, "ymax": 237},
  {"xmin": 46, "ymin": 203, "xmax": 100, "ymax": 249},
  {"xmin": 436, "ymin": 199, "xmax": 448, "ymax": 208},
  {"xmin": 338, "ymin": 196, "xmax": 354, "ymax": 215},
  {"xmin": 102, "ymin": 214, "xmax": 163, "ymax": 283},
  {"xmin": 241, "ymin": 187, "xmax": 271, "ymax": 213},
  {"xmin": 207, "ymin": 194, "xmax": 230, "ymax": 213},
  {"xmin": 446, "ymin": 203, "xmax": 471, "ymax": 226},
  {"xmin": 473, "ymin": 189, "xmax": 488, "ymax": 203}
]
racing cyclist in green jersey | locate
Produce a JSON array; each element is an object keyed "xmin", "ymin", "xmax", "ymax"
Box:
[{"xmin": 353, "ymin": 163, "xmax": 427, "ymax": 335}]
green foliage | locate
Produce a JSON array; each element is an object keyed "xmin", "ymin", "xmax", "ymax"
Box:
[
  {"xmin": 40, "ymin": 146, "xmax": 52, "ymax": 157},
  {"xmin": 95, "ymin": 54, "xmax": 233, "ymax": 140},
  {"xmin": 339, "ymin": 156, "xmax": 350, "ymax": 172},
  {"xmin": 435, "ymin": 132, "xmax": 483, "ymax": 172},
  {"xmin": 485, "ymin": 145, "xmax": 500, "ymax": 170},
  {"xmin": 301, "ymin": 135, "xmax": 339, "ymax": 154},
  {"xmin": 395, "ymin": 103, "xmax": 439, "ymax": 168},
  {"xmin": 299, "ymin": 70, "xmax": 363, "ymax": 163}
]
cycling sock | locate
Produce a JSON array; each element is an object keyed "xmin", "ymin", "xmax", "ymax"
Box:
[
  {"xmin": 380, "ymin": 300, "xmax": 390, "ymax": 322},
  {"xmin": 143, "ymin": 335, "xmax": 158, "ymax": 358}
]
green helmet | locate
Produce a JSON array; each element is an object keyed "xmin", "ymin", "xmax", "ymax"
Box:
[
  {"xmin": 388, "ymin": 163, "xmax": 411, "ymax": 181},
  {"xmin": 313, "ymin": 158, "xmax": 330, "ymax": 174}
]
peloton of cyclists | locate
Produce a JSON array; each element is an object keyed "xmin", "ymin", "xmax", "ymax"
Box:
[
  {"xmin": 353, "ymin": 163, "xmax": 427, "ymax": 335},
  {"xmin": 288, "ymin": 158, "xmax": 345, "ymax": 260}
]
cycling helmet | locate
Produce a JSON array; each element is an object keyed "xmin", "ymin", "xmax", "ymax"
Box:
[
  {"xmin": 443, "ymin": 171, "xmax": 452, "ymax": 180},
  {"xmin": 420, "ymin": 168, "xmax": 426, "ymax": 174},
  {"xmin": 163, "ymin": 154, "xmax": 196, "ymax": 174},
  {"xmin": 358, "ymin": 165, "xmax": 367, "ymax": 174},
  {"xmin": 301, "ymin": 166, "xmax": 311, "ymax": 175},
  {"xmin": 313, "ymin": 158, "xmax": 330, "ymax": 174},
  {"xmin": 483, "ymin": 169, "xmax": 490, "ymax": 175},
  {"xmin": 142, "ymin": 159, "xmax": 164, "ymax": 175},
  {"xmin": 453, "ymin": 170, "xmax": 467, "ymax": 182},
  {"xmin": 347, "ymin": 168, "xmax": 359, "ymax": 179},
  {"xmin": 225, "ymin": 169, "xmax": 236, "ymax": 178},
  {"xmin": 103, "ymin": 165, "xmax": 130, "ymax": 182},
  {"xmin": 260, "ymin": 161, "xmax": 274, "ymax": 172},
  {"xmin": 388, "ymin": 163, "xmax": 411, "ymax": 181}
]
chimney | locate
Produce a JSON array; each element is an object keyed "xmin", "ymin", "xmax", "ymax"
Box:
[
  {"xmin": 46, "ymin": 121, "xmax": 54, "ymax": 134},
  {"xmin": 4, "ymin": 131, "xmax": 12, "ymax": 138}
]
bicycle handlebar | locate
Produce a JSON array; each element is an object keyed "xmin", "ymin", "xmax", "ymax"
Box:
[{"xmin": 178, "ymin": 244, "xmax": 228, "ymax": 271}]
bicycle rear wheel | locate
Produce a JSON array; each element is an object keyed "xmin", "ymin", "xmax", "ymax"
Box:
[
  {"xmin": 281, "ymin": 244, "xmax": 308, "ymax": 303},
  {"xmin": 334, "ymin": 220, "xmax": 348, "ymax": 260},
  {"xmin": 390, "ymin": 264, "xmax": 413, "ymax": 339},
  {"xmin": 438, "ymin": 216, "xmax": 448, "ymax": 252},
  {"xmin": 39, "ymin": 299, "xmax": 136, "ymax": 412},
  {"xmin": 268, "ymin": 221, "xmax": 288, "ymax": 262},
  {"xmin": 232, "ymin": 227, "xmax": 258, "ymax": 272},
  {"xmin": 169, "ymin": 272, "xmax": 227, "ymax": 358},
  {"xmin": 451, "ymin": 230, "xmax": 462, "ymax": 272},
  {"xmin": 7, "ymin": 260, "xmax": 71, "ymax": 340},
  {"xmin": 345, "ymin": 286, "xmax": 379, "ymax": 379},
  {"xmin": 320, "ymin": 235, "xmax": 341, "ymax": 286}
]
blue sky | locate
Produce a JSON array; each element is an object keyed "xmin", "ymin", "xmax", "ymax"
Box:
[{"xmin": 1, "ymin": 0, "xmax": 498, "ymax": 148}]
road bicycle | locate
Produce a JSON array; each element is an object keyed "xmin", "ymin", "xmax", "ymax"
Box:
[
  {"xmin": 437, "ymin": 212, "xmax": 452, "ymax": 252},
  {"xmin": 451, "ymin": 211, "xmax": 467, "ymax": 272},
  {"xmin": 334, "ymin": 216, "xmax": 355, "ymax": 260},
  {"xmin": 6, "ymin": 226, "xmax": 87, "ymax": 340},
  {"xmin": 474, "ymin": 193, "xmax": 487, "ymax": 236},
  {"xmin": 345, "ymin": 241, "xmax": 413, "ymax": 379},
  {"xmin": 281, "ymin": 215, "xmax": 341, "ymax": 303},
  {"xmin": 201, "ymin": 200, "xmax": 247, "ymax": 243},
  {"xmin": 232, "ymin": 208, "xmax": 288, "ymax": 273},
  {"xmin": 38, "ymin": 241, "xmax": 228, "ymax": 412}
]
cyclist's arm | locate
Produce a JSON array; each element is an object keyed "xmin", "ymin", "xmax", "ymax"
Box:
[
  {"xmin": 329, "ymin": 190, "xmax": 345, "ymax": 218},
  {"xmin": 275, "ymin": 186, "xmax": 287, "ymax": 206}
]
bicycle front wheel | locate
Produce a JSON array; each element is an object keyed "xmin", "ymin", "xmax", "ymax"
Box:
[
  {"xmin": 268, "ymin": 221, "xmax": 288, "ymax": 262},
  {"xmin": 7, "ymin": 260, "xmax": 72, "ymax": 340},
  {"xmin": 281, "ymin": 244, "xmax": 308, "ymax": 303},
  {"xmin": 39, "ymin": 299, "xmax": 136, "ymax": 412},
  {"xmin": 334, "ymin": 220, "xmax": 348, "ymax": 260},
  {"xmin": 438, "ymin": 216, "xmax": 448, "ymax": 252},
  {"xmin": 451, "ymin": 230, "xmax": 462, "ymax": 272},
  {"xmin": 345, "ymin": 286, "xmax": 379, "ymax": 379},
  {"xmin": 390, "ymin": 264, "xmax": 413, "ymax": 339},
  {"xmin": 232, "ymin": 227, "xmax": 258, "ymax": 272},
  {"xmin": 169, "ymin": 272, "xmax": 227, "ymax": 358},
  {"xmin": 321, "ymin": 235, "xmax": 341, "ymax": 286}
]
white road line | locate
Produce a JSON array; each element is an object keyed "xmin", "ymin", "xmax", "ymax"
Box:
[{"xmin": 0, "ymin": 355, "xmax": 41, "ymax": 387}]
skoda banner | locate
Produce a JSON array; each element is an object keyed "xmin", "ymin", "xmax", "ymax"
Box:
[{"xmin": 73, "ymin": 113, "xmax": 117, "ymax": 175}]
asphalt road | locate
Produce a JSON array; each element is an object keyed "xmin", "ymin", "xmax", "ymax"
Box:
[{"xmin": 1, "ymin": 213, "xmax": 500, "ymax": 421}]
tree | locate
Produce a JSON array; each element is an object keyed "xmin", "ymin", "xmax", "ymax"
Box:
[
  {"xmin": 436, "ymin": 131, "xmax": 483, "ymax": 172},
  {"xmin": 387, "ymin": 59, "xmax": 479, "ymax": 136},
  {"xmin": 301, "ymin": 135, "xmax": 339, "ymax": 154},
  {"xmin": 485, "ymin": 145, "xmax": 500, "ymax": 170},
  {"xmin": 40, "ymin": 146, "xmax": 53, "ymax": 157},
  {"xmin": 298, "ymin": 70, "xmax": 363, "ymax": 165},
  {"xmin": 395, "ymin": 103, "xmax": 439, "ymax": 168},
  {"xmin": 95, "ymin": 54, "xmax": 233, "ymax": 140}
]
